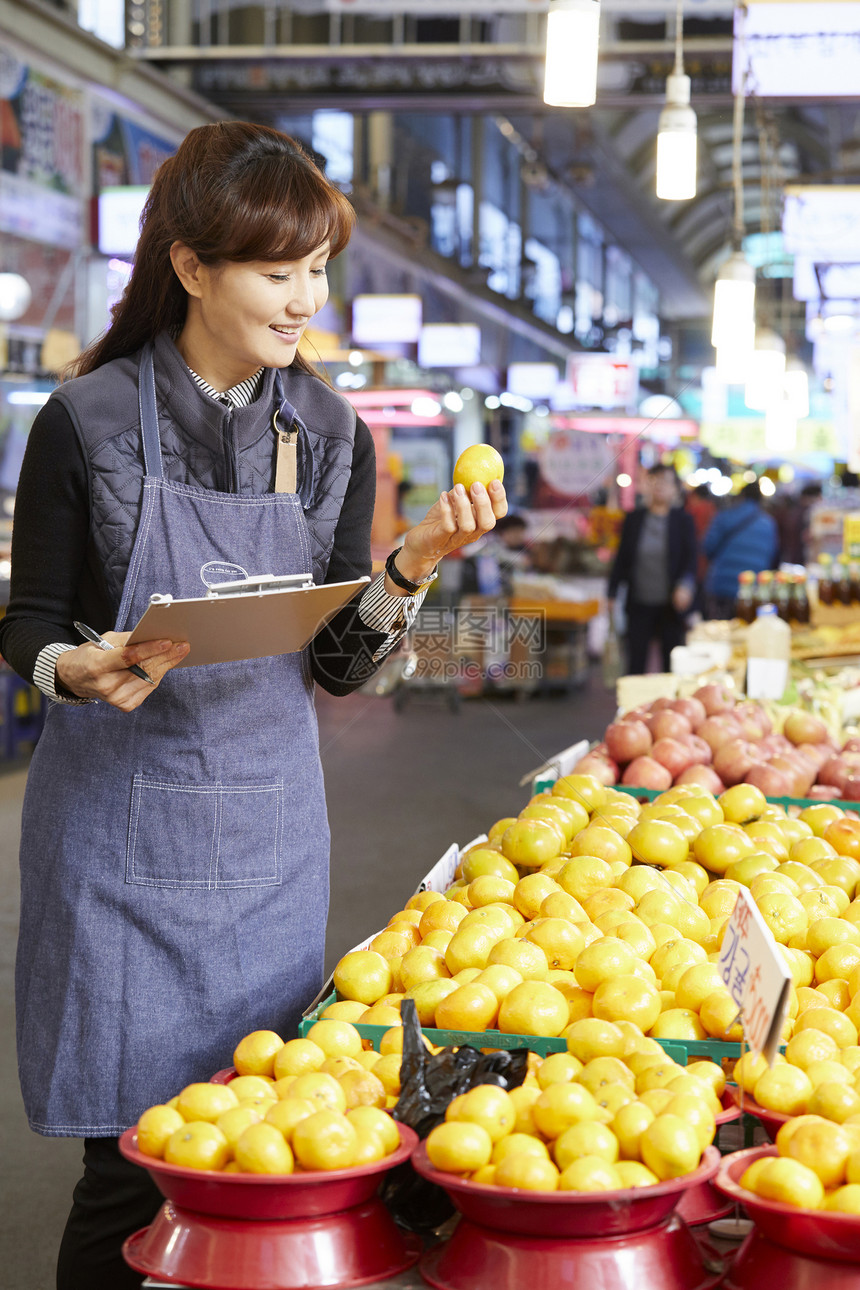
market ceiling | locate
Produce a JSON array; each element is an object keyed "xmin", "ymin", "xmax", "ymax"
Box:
[{"xmin": 135, "ymin": 0, "xmax": 860, "ymax": 321}]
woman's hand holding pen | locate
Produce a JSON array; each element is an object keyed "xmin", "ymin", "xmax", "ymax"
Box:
[
  {"xmin": 392, "ymin": 479, "xmax": 508, "ymax": 587},
  {"xmin": 54, "ymin": 632, "xmax": 190, "ymax": 711}
]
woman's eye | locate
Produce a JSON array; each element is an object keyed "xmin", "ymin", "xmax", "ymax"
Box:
[
  {"xmin": 268, "ymin": 274, "xmax": 289, "ymax": 283},
  {"xmin": 312, "ymin": 267, "xmax": 328, "ymax": 277}
]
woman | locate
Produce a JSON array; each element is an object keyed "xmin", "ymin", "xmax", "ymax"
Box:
[
  {"xmin": 0, "ymin": 122, "xmax": 506, "ymax": 1288},
  {"xmin": 607, "ymin": 463, "xmax": 697, "ymax": 674}
]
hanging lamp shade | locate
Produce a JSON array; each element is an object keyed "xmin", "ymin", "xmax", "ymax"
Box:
[
  {"xmin": 543, "ymin": 0, "xmax": 601, "ymax": 108},
  {"xmin": 783, "ymin": 358, "xmax": 810, "ymax": 419},
  {"xmin": 656, "ymin": 73, "xmax": 697, "ymax": 200},
  {"xmin": 711, "ymin": 252, "xmax": 756, "ymax": 350},
  {"xmin": 745, "ymin": 328, "xmax": 787, "ymax": 412}
]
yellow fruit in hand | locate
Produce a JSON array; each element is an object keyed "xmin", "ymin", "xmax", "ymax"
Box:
[
  {"xmin": 165, "ymin": 1122, "xmax": 230, "ymax": 1171},
  {"xmin": 452, "ymin": 443, "xmax": 504, "ymax": 492},
  {"xmin": 292, "ymin": 1110, "xmax": 357, "ymax": 1171},
  {"xmin": 176, "ymin": 1083, "xmax": 239, "ymax": 1124},
  {"xmin": 426, "ymin": 1120, "xmax": 493, "ymax": 1174},
  {"xmin": 137, "ymin": 1105, "xmax": 186, "ymax": 1158},
  {"xmin": 639, "ymin": 1114, "xmax": 701, "ymax": 1180},
  {"xmin": 233, "ymin": 1030, "xmax": 284, "ymax": 1078}
]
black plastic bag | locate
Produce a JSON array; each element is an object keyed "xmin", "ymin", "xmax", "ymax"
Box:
[{"xmin": 380, "ymin": 999, "xmax": 530, "ymax": 1232}]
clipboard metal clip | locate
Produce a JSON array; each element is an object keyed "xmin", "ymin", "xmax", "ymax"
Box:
[{"xmin": 204, "ymin": 573, "xmax": 314, "ymax": 598}]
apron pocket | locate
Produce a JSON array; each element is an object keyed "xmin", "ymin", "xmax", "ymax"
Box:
[{"xmin": 126, "ymin": 774, "xmax": 283, "ymax": 889}]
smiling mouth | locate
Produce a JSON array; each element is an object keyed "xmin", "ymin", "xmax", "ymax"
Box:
[{"xmin": 271, "ymin": 324, "xmax": 305, "ymax": 336}]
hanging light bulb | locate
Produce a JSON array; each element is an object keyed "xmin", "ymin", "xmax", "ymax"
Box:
[
  {"xmin": 714, "ymin": 334, "xmax": 754, "ymax": 384},
  {"xmin": 783, "ymin": 357, "xmax": 810, "ymax": 419},
  {"xmin": 765, "ymin": 395, "xmax": 797, "ymax": 453},
  {"xmin": 712, "ymin": 252, "xmax": 756, "ymax": 351},
  {"xmin": 656, "ymin": 3, "xmax": 697, "ymax": 200},
  {"xmin": 745, "ymin": 328, "xmax": 786, "ymax": 412},
  {"xmin": 543, "ymin": 0, "xmax": 601, "ymax": 108}
]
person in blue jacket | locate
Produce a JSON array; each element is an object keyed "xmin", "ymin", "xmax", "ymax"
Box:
[
  {"xmin": 607, "ymin": 464, "xmax": 698, "ymax": 673},
  {"xmin": 702, "ymin": 480, "xmax": 779, "ymax": 619}
]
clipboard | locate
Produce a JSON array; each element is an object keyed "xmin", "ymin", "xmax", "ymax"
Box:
[{"xmin": 126, "ymin": 573, "xmax": 371, "ymax": 666}]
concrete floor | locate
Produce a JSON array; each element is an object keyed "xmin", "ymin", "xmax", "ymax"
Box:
[{"xmin": 0, "ymin": 673, "xmax": 616, "ymax": 1289}]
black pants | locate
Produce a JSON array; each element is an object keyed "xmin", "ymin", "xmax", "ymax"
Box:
[
  {"xmin": 57, "ymin": 1137, "xmax": 163, "ymax": 1290},
  {"xmin": 624, "ymin": 601, "xmax": 687, "ymax": 675}
]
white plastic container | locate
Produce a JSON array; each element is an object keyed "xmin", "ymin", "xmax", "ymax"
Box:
[{"xmin": 746, "ymin": 604, "xmax": 791, "ymax": 700}]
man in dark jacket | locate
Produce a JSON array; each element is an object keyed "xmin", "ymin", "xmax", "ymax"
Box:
[
  {"xmin": 607, "ymin": 464, "xmax": 698, "ymax": 674},
  {"xmin": 703, "ymin": 480, "xmax": 779, "ymax": 619}
]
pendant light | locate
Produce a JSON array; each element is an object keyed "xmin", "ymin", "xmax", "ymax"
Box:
[
  {"xmin": 711, "ymin": 10, "xmax": 755, "ymax": 357},
  {"xmin": 656, "ymin": 2, "xmax": 697, "ymax": 200},
  {"xmin": 745, "ymin": 328, "xmax": 787, "ymax": 412},
  {"xmin": 783, "ymin": 357, "xmax": 810, "ymax": 419},
  {"xmin": 543, "ymin": 0, "xmax": 601, "ymax": 108}
]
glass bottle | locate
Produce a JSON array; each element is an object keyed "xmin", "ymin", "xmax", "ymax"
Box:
[
  {"xmin": 734, "ymin": 571, "xmax": 757, "ymax": 624},
  {"xmin": 790, "ymin": 573, "xmax": 810, "ymax": 625},
  {"xmin": 836, "ymin": 554, "xmax": 853, "ymax": 605},
  {"xmin": 774, "ymin": 570, "xmax": 792, "ymax": 623},
  {"xmin": 756, "ymin": 569, "xmax": 775, "ymax": 611},
  {"xmin": 818, "ymin": 553, "xmax": 834, "ymax": 606}
]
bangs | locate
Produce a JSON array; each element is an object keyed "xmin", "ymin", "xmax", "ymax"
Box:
[{"xmin": 215, "ymin": 155, "xmax": 355, "ymax": 265}]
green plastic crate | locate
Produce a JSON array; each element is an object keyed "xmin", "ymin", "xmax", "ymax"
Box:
[{"xmin": 299, "ymin": 991, "xmax": 742, "ymax": 1064}]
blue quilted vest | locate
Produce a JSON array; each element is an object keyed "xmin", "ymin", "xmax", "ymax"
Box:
[{"xmin": 50, "ymin": 331, "xmax": 358, "ymax": 613}]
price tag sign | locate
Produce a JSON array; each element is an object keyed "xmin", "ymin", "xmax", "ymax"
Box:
[
  {"xmin": 414, "ymin": 842, "xmax": 461, "ymax": 894},
  {"xmin": 718, "ymin": 888, "xmax": 792, "ymax": 1064},
  {"xmin": 520, "ymin": 739, "xmax": 590, "ymax": 797}
]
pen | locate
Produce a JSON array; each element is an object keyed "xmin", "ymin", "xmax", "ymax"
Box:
[{"xmin": 73, "ymin": 621, "xmax": 155, "ymax": 685}]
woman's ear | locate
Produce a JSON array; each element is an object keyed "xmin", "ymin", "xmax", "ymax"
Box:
[{"xmin": 170, "ymin": 242, "xmax": 205, "ymax": 298}]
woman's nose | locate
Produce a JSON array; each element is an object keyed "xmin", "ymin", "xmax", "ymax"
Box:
[{"xmin": 286, "ymin": 274, "xmax": 315, "ymax": 317}]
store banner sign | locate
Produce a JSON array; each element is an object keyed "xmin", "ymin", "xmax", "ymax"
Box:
[
  {"xmin": 0, "ymin": 53, "xmax": 86, "ymax": 247},
  {"xmin": 539, "ymin": 429, "xmax": 614, "ymax": 497},
  {"xmin": 701, "ymin": 418, "xmax": 838, "ymax": 458},
  {"xmin": 566, "ymin": 354, "xmax": 639, "ymax": 411}
]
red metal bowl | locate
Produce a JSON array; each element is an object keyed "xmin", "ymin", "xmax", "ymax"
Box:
[
  {"xmin": 725, "ymin": 1086, "xmax": 789, "ymax": 1142},
  {"xmin": 118, "ymin": 1122, "xmax": 417, "ymax": 1221},
  {"xmin": 716, "ymin": 1145, "xmax": 860, "ymax": 1262},
  {"xmin": 411, "ymin": 1142, "xmax": 721, "ymax": 1239}
]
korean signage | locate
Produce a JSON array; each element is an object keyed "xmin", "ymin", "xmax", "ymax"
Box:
[
  {"xmin": 718, "ymin": 887, "xmax": 792, "ymax": 1064},
  {"xmin": 539, "ymin": 429, "xmax": 615, "ymax": 497},
  {"xmin": 0, "ymin": 52, "xmax": 86, "ymax": 247},
  {"xmin": 566, "ymin": 354, "xmax": 639, "ymax": 411}
]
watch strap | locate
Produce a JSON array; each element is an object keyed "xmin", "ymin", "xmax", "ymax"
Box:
[{"xmin": 385, "ymin": 547, "xmax": 437, "ymax": 594}]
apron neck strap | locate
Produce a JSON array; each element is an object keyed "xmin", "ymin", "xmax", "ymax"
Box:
[{"xmin": 138, "ymin": 342, "xmax": 164, "ymax": 479}]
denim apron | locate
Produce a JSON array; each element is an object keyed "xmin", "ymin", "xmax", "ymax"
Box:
[{"xmin": 16, "ymin": 346, "xmax": 330, "ymax": 1136}]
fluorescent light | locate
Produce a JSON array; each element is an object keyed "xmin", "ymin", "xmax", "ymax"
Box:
[
  {"xmin": 745, "ymin": 330, "xmax": 787, "ymax": 412},
  {"xmin": 543, "ymin": 0, "xmax": 601, "ymax": 108},
  {"xmin": 8, "ymin": 390, "xmax": 51, "ymax": 406},
  {"xmin": 784, "ymin": 359, "xmax": 810, "ymax": 419},
  {"xmin": 711, "ymin": 252, "xmax": 756, "ymax": 350},
  {"xmin": 656, "ymin": 73, "xmax": 697, "ymax": 201}
]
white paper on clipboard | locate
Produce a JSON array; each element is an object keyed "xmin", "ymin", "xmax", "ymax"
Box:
[{"xmin": 126, "ymin": 574, "xmax": 371, "ymax": 666}]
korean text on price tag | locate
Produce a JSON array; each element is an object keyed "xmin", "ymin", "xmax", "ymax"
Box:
[{"xmin": 718, "ymin": 886, "xmax": 792, "ymax": 1065}]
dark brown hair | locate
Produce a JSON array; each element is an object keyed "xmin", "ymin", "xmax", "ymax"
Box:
[{"xmin": 69, "ymin": 121, "xmax": 355, "ymax": 379}]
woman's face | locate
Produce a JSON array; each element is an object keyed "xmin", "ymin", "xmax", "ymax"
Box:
[{"xmin": 178, "ymin": 242, "xmax": 330, "ymax": 385}]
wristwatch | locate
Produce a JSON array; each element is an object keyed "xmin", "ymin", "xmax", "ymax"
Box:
[{"xmin": 385, "ymin": 547, "xmax": 438, "ymax": 594}]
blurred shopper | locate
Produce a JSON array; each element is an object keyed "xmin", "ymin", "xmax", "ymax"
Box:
[
  {"xmin": 702, "ymin": 479, "xmax": 779, "ymax": 619},
  {"xmin": 685, "ymin": 482, "xmax": 717, "ymax": 612},
  {"xmin": 607, "ymin": 464, "xmax": 697, "ymax": 673},
  {"xmin": 459, "ymin": 512, "xmax": 531, "ymax": 596},
  {"xmin": 0, "ymin": 122, "xmax": 507, "ymax": 1290}
]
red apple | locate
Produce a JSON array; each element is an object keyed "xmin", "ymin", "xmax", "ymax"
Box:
[
  {"xmin": 650, "ymin": 697, "xmax": 677, "ymax": 713},
  {"xmin": 808, "ymin": 784, "xmax": 842, "ymax": 800},
  {"xmin": 676, "ymin": 764, "xmax": 725, "ymax": 794},
  {"xmin": 794, "ymin": 743, "xmax": 831, "ymax": 772},
  {"xmin": 650, "ymin": 709, "xmax": 693, "ymax": 743},
  {"xmin": 571, "ymin": 754, "xmax": 619, "ymax": 786},
  {"xmin": 693, "ymin": 683, "xmax": 736, "ymax": 716},
  {"xmin": 745, "ymin": 764, "xmax": 792, "ymax": 797},
  {"xmin": 670, "ymin": 697, "xmax": 707, "ymax": 730},
  {"xmin": 734, "ymin": 701, "xmax": 772, "ymax": 740},
  {"xmin": 697, "ymin": 715, "xmax": 740, "ymax": 755},
  {"xmin": 784, "ymin": 710, "xmax": 830, "ymax": 747},
  {"xmin": 651, "ymin": 737, "xmax": 694, "ymax": 779},
  {"xmin": 680, "ymin": 734, "xmax": 713, "ymax": 766},
  {"xmin": 713, "ymin": 738, "xmax": 756, "ymax": 786},
  {"xmin": 758, "ymin": 733, "xmax": 793, "ymax": 758},
  {"xmin": 843, "ymin": 737, "xmax": 860, "ymax": 755},
  {"xmin": 605, "ymin": 720, "xmax": 652, "ymax": 765},
  {"xmin": 839, "ymin": 776, "xmax": 860, "ymax": 805},
  {"xmin": 769, "ymin": 754, "xmax": 813, "ymax": 797},
  {"xmin": 621, "ymin": 757, "xmax": 673, "ymax": 791}
]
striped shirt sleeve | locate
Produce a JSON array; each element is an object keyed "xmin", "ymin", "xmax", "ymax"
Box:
[
  {"xmin": 357, "ymin": 574, "xmax": 429, "ymax": 663},
  {"xmin": 33, "ymin": 642, "xmax": 92, "ymax": 704}
]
